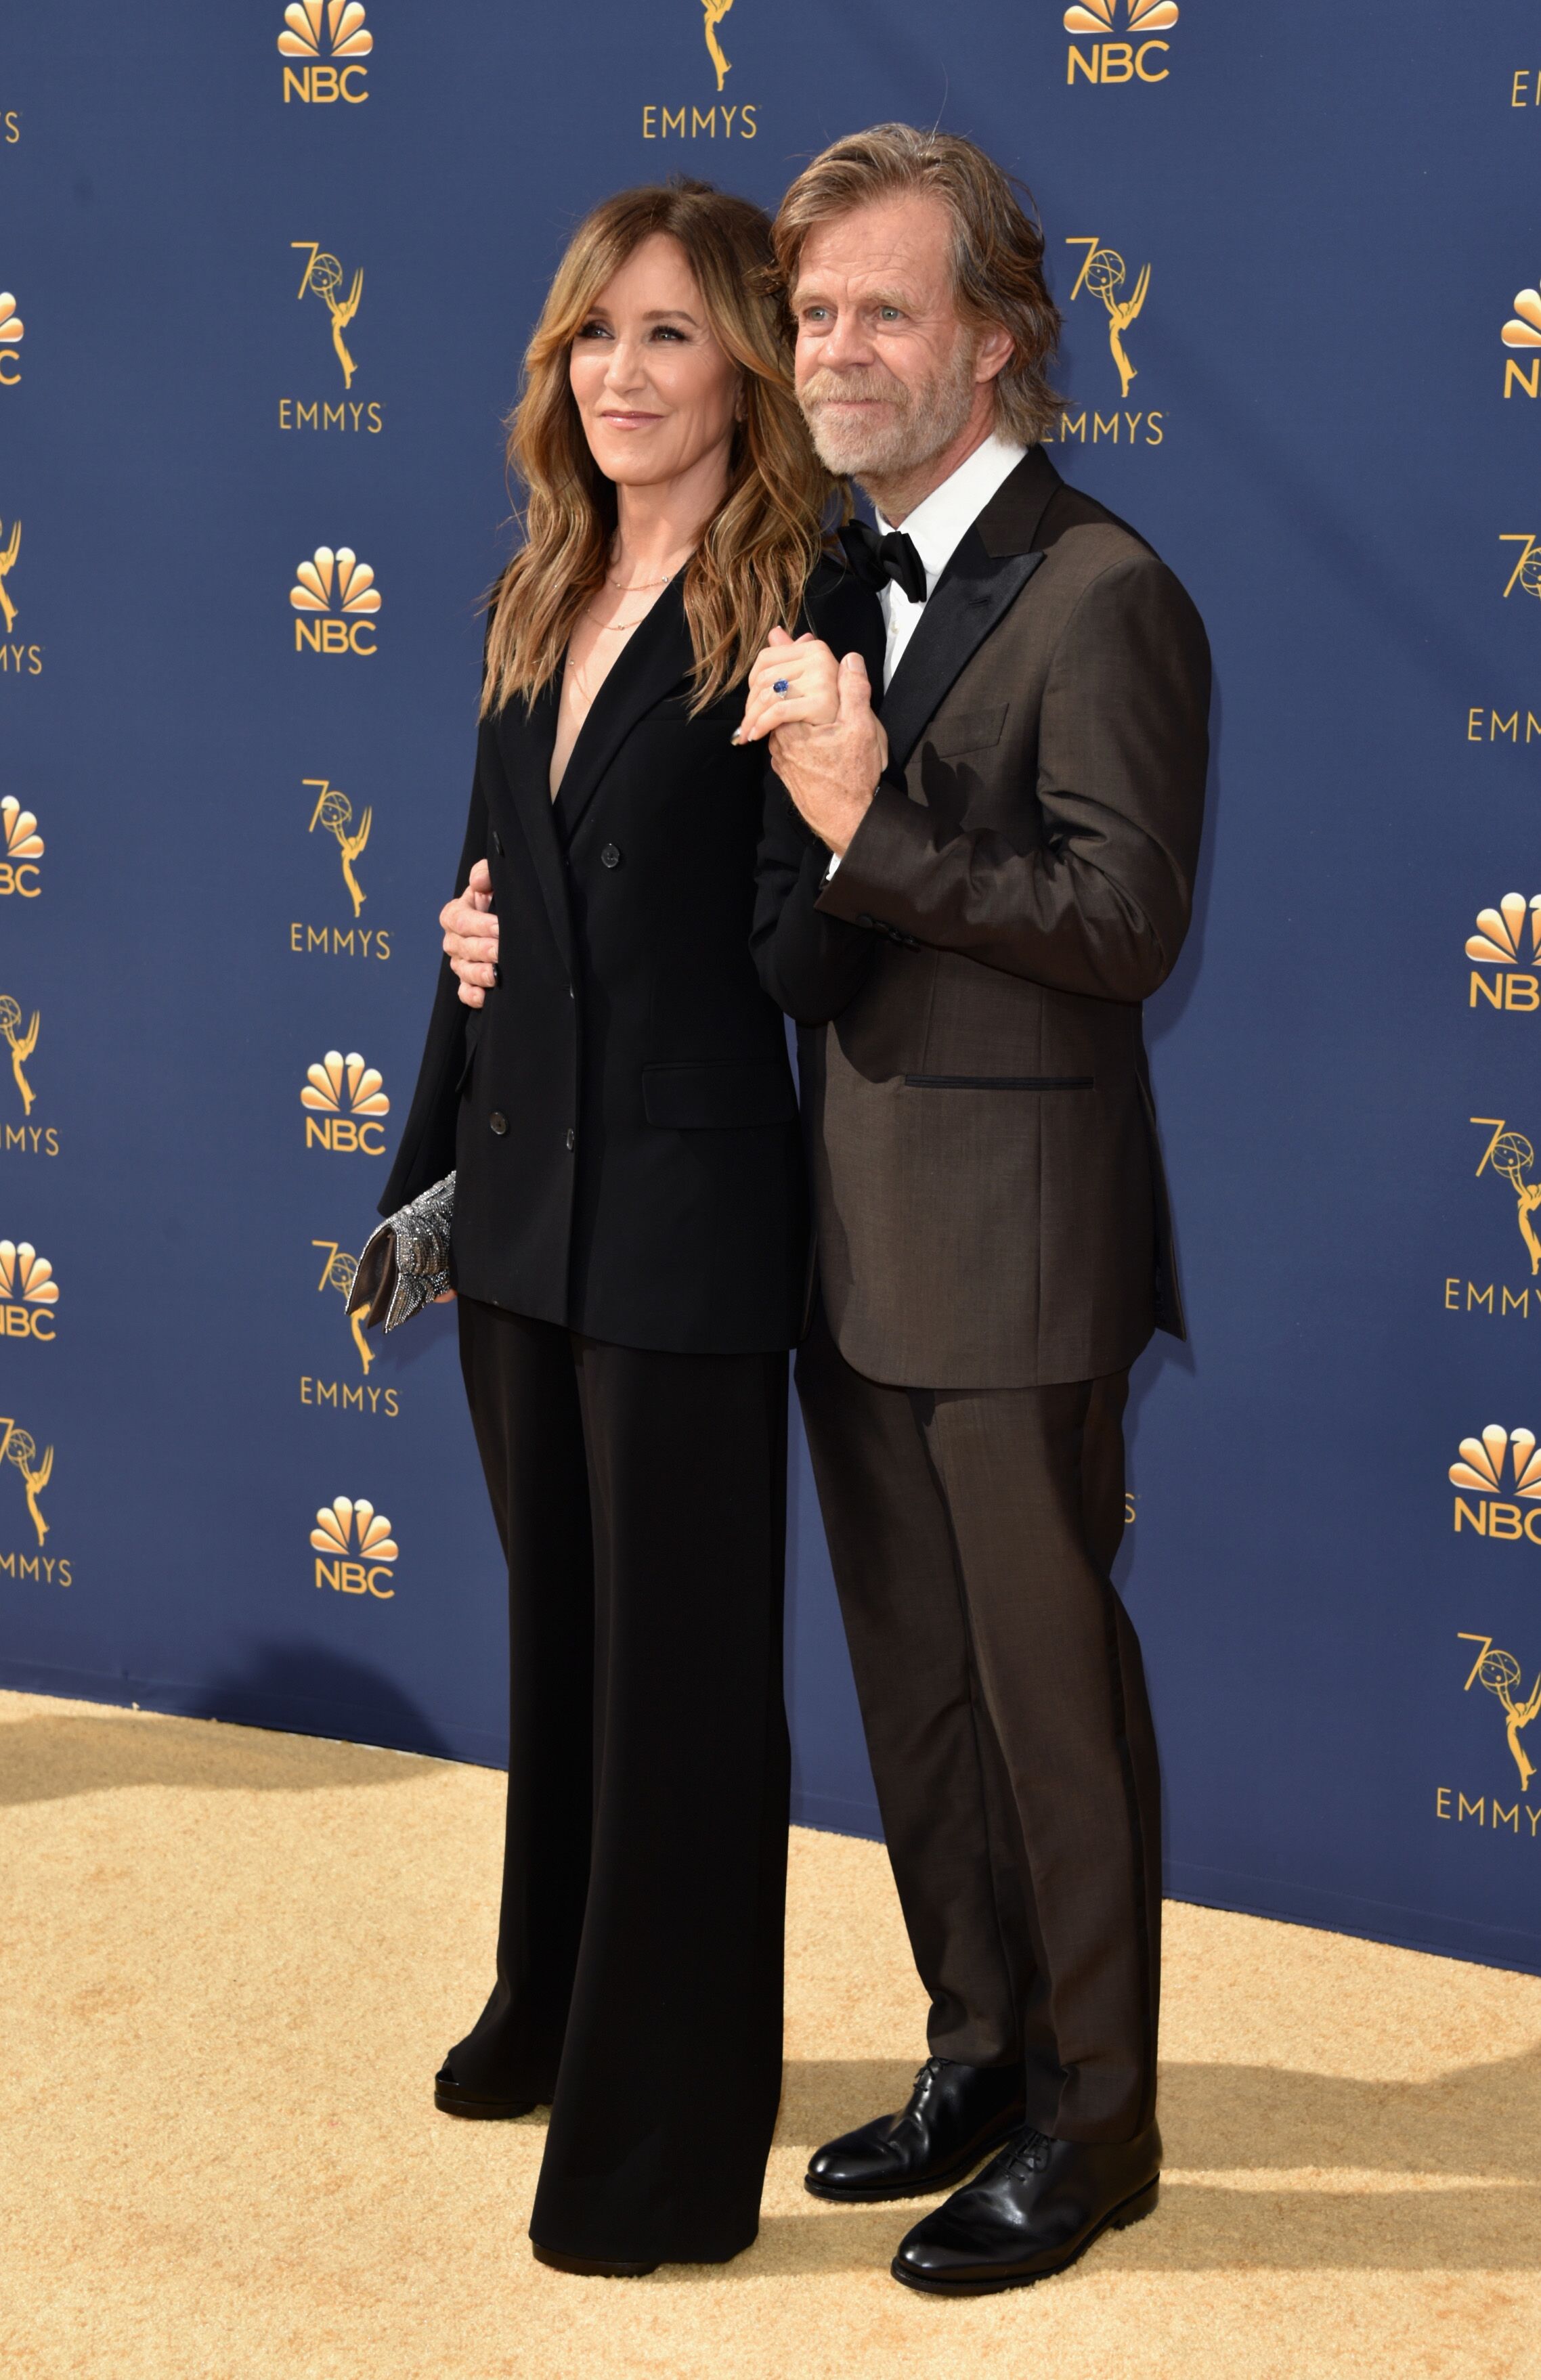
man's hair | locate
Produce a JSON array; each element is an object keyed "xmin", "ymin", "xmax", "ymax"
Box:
[{"xmin": 772, "ymin": 124, "xmax": 1062, "ymax": 447}]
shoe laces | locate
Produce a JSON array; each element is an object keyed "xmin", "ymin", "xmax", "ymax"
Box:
[{"xmin": 1005, "ymin": 2127, "xmax": 1053, "ymax": 2177}]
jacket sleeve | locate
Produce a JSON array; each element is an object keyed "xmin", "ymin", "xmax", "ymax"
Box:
[
  {"xmin": 376, "ymin": 762, "xmax": 488, "ymax": 1214},
  {"xmin": 750, "ymin": 562, "xmax": 884, "ymax": 1024},
  {"xmin": 815, "ymin": 552, "xmax": 1211, "ymax": 1004}
]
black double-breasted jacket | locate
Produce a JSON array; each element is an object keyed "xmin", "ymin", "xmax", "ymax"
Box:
[{"xmin": 382, "ymin": 558, "xmax": 879, "ymax": 1356}]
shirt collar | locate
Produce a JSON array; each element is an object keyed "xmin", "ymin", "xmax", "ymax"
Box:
[{"xmin": 874, "ymin": 431, "xmax": 1028, "ymax": 594}]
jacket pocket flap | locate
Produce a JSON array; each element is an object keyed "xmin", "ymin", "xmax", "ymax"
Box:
[
  {"xmin": 643, "ymin": 1061, "xmax": 797, "ymax": 1129},
  {"xmin": 930, "ymin": 705, "xmax": 1007, "ymax": 757}
]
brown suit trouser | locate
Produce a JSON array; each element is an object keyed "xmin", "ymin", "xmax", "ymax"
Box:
[{"xmin": 796, "ymin": 1302, "xmax": 1161, "ymax": 2144}]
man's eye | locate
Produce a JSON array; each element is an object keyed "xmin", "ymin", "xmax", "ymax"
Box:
[
  {"xmin": 802, "ymin": 307, "xmax": 829, "ymax": 324},
  {"xmin": 878, "ymin": 307, "xmax": 903, "ymax": 323}
]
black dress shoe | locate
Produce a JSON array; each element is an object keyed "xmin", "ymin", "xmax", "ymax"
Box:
[
  {"xmin": 891, "ymin": 2120, "xmax": 1161, "ymax": 2294},
  {"xmin": 531, "ymin": 2243, "xmax": 659, "ymax": 2279},
  {"xmin": 805, "ymin": 2057, "xmax": 1026, "ymax": 2203},
  {"xmin": 433, "ymin": 2060, "xmax": 537, "ymax": 2120}
]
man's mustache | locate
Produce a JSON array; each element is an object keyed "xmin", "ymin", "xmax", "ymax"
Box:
[{"xmin": 800, "ymin": 367, "xmax": 911, "ymax": 412}]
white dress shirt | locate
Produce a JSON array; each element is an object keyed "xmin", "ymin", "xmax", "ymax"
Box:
[
  {"xmin": 874, "ymin": 429, "xmax": 1028, "ymax": 688},
  {"xmin": 825, "ymin": 431, "xmax": 1026, "ymax": 876}
]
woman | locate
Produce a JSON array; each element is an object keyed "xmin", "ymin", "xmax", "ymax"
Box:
[{"xmin": 380, "ymin": 181, "xmax": 881, "ymax": 2276}]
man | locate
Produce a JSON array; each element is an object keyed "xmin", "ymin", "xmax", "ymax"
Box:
[{"xmin": 740, "ymin": 125, "xmax": 1209, "ymax": 2295}]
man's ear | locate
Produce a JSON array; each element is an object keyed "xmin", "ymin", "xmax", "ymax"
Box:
[{"xmin": 975, "ymin": 322, "xmax": 1014, "ymax": 386}]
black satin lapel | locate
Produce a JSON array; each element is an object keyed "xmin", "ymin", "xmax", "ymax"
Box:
[
  {"xmin": 552, "ymin": 583, "xmax": 695, "ymax": 840},
  {"xmin": 494, "ymin": 682, "xmax": 575, "ymax": 973},
  {"xmin": 880, "ymin": 536, "xmax": 1045, "ymax": 775}
]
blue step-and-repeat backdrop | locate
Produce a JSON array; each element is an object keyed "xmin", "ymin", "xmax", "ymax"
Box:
[{"xmin": 5, "ymin": 3, "xmax": 1541, "ymax": 1974}]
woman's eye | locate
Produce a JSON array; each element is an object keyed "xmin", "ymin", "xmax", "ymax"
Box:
[
  {"xmin": 650, "ymin": 326, "xmax": 686, "ymax": 342},
  {"xmin": 576, "ymin": 322, "xmax": 610, "ymax": 340}
]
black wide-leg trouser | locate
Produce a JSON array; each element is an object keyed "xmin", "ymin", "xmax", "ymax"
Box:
[
  {"xmin": 796, "ymin": 1301, "xmax": 1161, "ymax": 2148},
  {"xmin": 451, "ymin": 1296, "xmax": 791, "ymax": 2266}
]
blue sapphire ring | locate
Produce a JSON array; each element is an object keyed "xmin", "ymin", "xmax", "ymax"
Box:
[{"xmin": 773, "ymin": 678, "xmax": 790, "ymax": 694}]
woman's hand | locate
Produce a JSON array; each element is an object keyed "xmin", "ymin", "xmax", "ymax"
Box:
[
  {"xmin": 734, "ymin": 627, "xmax": 842, "ymax": 747},
  {"xmin": 441, "ymin": 858, "xmax": 500, "ymax": 1008}
]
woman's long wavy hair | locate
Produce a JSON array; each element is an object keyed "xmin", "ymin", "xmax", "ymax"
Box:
[{"xmin": 481, "ymin": 180, "xmax": 844, "ymax": 720}]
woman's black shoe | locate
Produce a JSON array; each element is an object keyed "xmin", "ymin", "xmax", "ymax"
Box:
[
  {"xmin": 805, "ymin": 2057, "xmax": 1026, "ymax": 2202},
  {"xmin": 433, "ymin": 2061, "xmax": 537, "ymax": 2119},
  {"xmin": 531, "ymin": 2243, "xmax": 660, "ymax": 2278}
]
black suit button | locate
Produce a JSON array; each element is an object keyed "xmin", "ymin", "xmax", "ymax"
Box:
[
  {"xmin": 565, "ymin": 1127, "xmax": 576, "ymax": 1151},
  {"xmin": 856, "ymin": 912, "xmax": 875, "ymax": 929},
  {"xmin": 601, "ymin": 843, "xmax": 622, "ymax": 869},
  {"xmin": 489, "ymin": 1111, "xmax": 508, "ymax": 1137},
  {"xmin": 492, "ymin": 832, "xmax": 504, "ymax": 856}
]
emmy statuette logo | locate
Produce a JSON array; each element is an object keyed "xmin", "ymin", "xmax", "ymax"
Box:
[
  {"xmin": 0, "ymin": 1241, "xmax": 56, "ymax": 1340},
  {"xmin": 1, "ymin": 994, "xmax": 39, "ymax": 1117},
  {"xmin": 280, "ymin": 1, "xmax": 372, "ymax": 104},
  {"xmin": 1466, "ymin": 893, "xmax": 1541, "ymax": 1011},
  {"xmin": 279, "ymin": 244, "xmax": 382, "ymax": 436},
  {"xmin": 1450, "ymin": 1424, "xmax": 1541, "ymax": 1544},
  {"xmin": 290, "ymin": 782, "xmax": 390, "ymax": 962},
  {"xmin": 292, "ymin": 243, "xmax": 362, "ymax": 387},
  {"xmin": 1447, "ymin": 1117, "xmax": 1541, "ymax": 1325},
  {"xmin": 0, "ymin": 1416, "xmax": 53, "ymax": 1555},
  {"xmin": 311, "ymin": 1495, "xmax": 397, "ymax": 1596},
  {"xmin": 0, "ymin": 797, "xmax": 42, "ymax": 898},
  {"xmin": 1064, "ymin": 0, "xmax": 1177, "ymax": 85},
  {"xmin": 641, "ymin": 0, "xmax": 757, "ymax": 141},
  {"xmin": 302, "ymin": 1239, "xmax": 401, "ymax": 1417},
  {"xmin": 313, "ymin": 1239, "xmax": 372, "ymax": 1373},
  {"xmin": 1459, "ymin": 1634, "xmax": 1541, "ymax": 1796},
  {"xmin": 1500, "ymin": 535, "xmax": 1541, "ymax": 605},
  {"xmin": 308, "ymin": 780, "xmax": 369, "ymax": 916},
  {"xmin": 1052, "ymin": 240, "xmax": 1164, "ymax": 449},
  {"xmin": 1471, "ymin": 1120, "xmax": 1541, "ymax": 1277},
  {"xmin": 0, "ymin": 513, "xmax": 36, "ymax": 672},
  {"xmin": 290, "ymin": 548, "xmax": 380, "ymax": 655},
  {"xmin": 0, "ymin": 292, "xmax": 21, "ymax": 387},
  {"xmin": 301, "ymin": 1049, "xmax": 389, "ymax": 1153}
]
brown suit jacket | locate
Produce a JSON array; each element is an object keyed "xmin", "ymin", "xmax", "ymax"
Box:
[{"xmin": 752, "ymin": 446, "xmax": 1211, "ymax": 1389}]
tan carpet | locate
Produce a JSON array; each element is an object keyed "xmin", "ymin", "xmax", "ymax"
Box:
[{"xmin": 0, "ymin": 1691, "xmax": 1535, "ymax": 2379}]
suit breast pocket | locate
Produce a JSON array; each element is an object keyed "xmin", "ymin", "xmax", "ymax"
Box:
[
  {"xmin": 928, "ymin": 705, "xmax": 1008, "ymax": 759},
  {"xmin": 903, "ymin": 1074, "xmax": 1093, "ymax": 1092}
]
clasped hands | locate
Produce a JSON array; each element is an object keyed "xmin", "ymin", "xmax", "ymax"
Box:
[{"xmin": 733, "ymin": 625, "xmax": 888, "ymax": 859}]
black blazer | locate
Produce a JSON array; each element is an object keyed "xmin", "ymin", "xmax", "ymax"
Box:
[{"xmin": 382, "ymin": 557, "xmax": 878, "ymax": 1355}]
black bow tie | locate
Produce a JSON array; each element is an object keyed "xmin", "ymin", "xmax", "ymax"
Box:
[{"xmin": 839, "ymin": 518, "xmax": 928, "ymax": 607}]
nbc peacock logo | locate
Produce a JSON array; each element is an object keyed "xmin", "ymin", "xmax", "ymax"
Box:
[
  {"xmin": 1503, "ymin": 275, "xmax": 1541, "ymax": 401},
  {"xmin": 1450, "ymin": 1424, "xmax": 1541, "ymax": 1545},
  {"xmin": 311, "ymin": 1495, "xmax": 397, "ymax": 1597},
  {"xmin": 279, "ymin": 1, "xmax": 372, "ymax": 104},
  {"xmin": 1064, "ymin": 0, "xmax": 1177, "ymax": 86},
  {"xmin": 0, "ymin": 293, "xmax": 22, "ymax": 387},
  {"xmin": 1466, "ymin": 892, "xmax": 1541, "ymax": 1013},
  {"xmin": 301, "ymin": 1049, "xmax": 389, "ymax": 1154},
  {"xmin": 0, "ymin": 1241, "xmax": 57, "ymax": 1341},
  {"xmin": 290, "ymin": 547, "xmax": 380, "ymax": 656},
  {"xmin": 1, "ymin": 796, "xmax": 43, "ymax": 898}
]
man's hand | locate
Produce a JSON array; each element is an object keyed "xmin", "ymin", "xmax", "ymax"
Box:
[
  {"xmin": 441, "ymin": 856, "xmax": 499, "ymax": 1009},
  {"xmin": 737, "ymin": 627, "xmax": 887, "ymax": 858}
]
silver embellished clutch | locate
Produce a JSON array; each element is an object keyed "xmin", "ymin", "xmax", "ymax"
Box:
[{"xmin": 347, "ymin": 1171, "xmax": 455, "ymax": 1334}]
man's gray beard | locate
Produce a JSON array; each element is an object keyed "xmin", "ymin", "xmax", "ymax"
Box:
[{"xmin": 802, "ymin": 337, "xmax": 978, "ymax": 488}]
